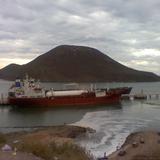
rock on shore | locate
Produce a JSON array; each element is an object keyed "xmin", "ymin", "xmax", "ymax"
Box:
[{"xmin": 108, "ymin": 131, "xmax": 160, "ymax": 160}]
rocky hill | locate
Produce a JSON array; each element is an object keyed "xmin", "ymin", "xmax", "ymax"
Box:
[{"xmin": 0, "ymin": 45, "xmax": 159, "ymax": 82}]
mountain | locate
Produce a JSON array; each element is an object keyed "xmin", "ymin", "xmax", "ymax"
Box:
[{"xmin": 0, "ymin": 45, "xmax": 159, "ymax": 82}]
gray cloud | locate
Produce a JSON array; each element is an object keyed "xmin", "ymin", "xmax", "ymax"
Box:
[{"xmin": 0, "ymin": 0, "xmax": 160, "ymax": 74}]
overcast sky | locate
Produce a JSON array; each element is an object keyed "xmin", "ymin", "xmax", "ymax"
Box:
[{"xmin": 0, "ymin": 0, "xmax": 160, "ymax": 75}]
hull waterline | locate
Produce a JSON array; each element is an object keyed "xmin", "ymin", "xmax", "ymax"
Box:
[{"xmin": 9, "ymin": 94, "xmax": 121, "ymax": 107}]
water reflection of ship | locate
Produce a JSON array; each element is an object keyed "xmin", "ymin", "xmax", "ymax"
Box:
[{"xmin": 8, "ymin": 75, "xmax": 132, "ymax": 107}]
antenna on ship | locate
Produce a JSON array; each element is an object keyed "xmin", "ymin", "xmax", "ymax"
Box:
[
  {"xmin": 90, "ymin": 84, "xmax": 93, "ymax": 92},
  {"xmin": 25, "ymin": 73, "xmax": 29, "ymax": 80},
  {"xmin": 94, "ymin": 84, "xmax": 97, "ymax": 91}
]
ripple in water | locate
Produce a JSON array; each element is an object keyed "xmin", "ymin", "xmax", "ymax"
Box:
[{"xmin": 74, "ymin": 101, "xmax": 160, "ymax": 157}]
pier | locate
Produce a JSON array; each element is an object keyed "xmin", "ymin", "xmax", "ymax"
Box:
[
  {"xmin": 147, "ymin": 94, "xmax": 160, "ymax": 99},
  {"xmin": 0, "ymin": 94, "xmax": 9, "ymax": 105},
  {"xmin": 122, "ymin": 93, "xmax": 160, "ymax": 100}
]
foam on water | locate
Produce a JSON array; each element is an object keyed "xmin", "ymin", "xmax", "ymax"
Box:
[{"xmin": 74, "ymin": 102, "xmax": 156, "ymax": 157}]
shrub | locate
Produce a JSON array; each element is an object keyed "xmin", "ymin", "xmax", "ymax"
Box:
[
  {"xmin": 19, "ymin": 141, "xmax": 92, "ymax": 160},
  {"xmin": 0, "ymin": 133, "xmax": 6, "ymax": 144}
]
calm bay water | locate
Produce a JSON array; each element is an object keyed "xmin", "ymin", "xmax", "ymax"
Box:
[{"xmin": 0, "ymin": 79, "xmax": 160, "ymax": 157}]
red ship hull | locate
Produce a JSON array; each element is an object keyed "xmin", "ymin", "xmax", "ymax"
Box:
[{"xmin": 9, "ymin": 92, "xmax": 121, "ymax": 107}]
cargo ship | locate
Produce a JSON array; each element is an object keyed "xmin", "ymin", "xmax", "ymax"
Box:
[{"xmin": 8, "ymin": 75, "xmax": 132, "ymax": 107}]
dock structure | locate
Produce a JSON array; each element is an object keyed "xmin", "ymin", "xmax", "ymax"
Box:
[
  {"xmin": 122, "ymin": 93, "xmax": 160, "ymax": 100},
  {"xmin": 147, "ymin": 93, "xmax": 160, "ymax": 100},
  {"xmin": 0, "ymin": 94, "xmax": 9, "ymax": 105}
]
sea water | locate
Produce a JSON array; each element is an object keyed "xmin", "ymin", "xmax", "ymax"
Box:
[{"xmin": 0, "ymin": 79, "xmax": 160, "ymax": 157}]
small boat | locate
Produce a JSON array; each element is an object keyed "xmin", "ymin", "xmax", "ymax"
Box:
[
  {"xmin": 134, "ymin": 90, "xmax": 147, "ymax": 100},
  {"xmin": 134, "ymin": 94, "xmax": 147, "ymax": 100},
  {"xmin": 8, "ymin": 75, "xmax": 132, "ymax": 107},
  {"xmin": 108, "ymin": 87, "xmax": 132, "ymax": 95}
]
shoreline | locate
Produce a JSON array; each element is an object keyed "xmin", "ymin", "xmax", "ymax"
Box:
[
  {"xmin": 107, "ymin": 130, "xmax": 160, "ymax": 160},
  {"xmin": 0, "ymin": 125, "xmax": 94, "ymax": 160},
  {"xmin": 1, "ymin": 125, "xmax": 160, "ymax": 160}
]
